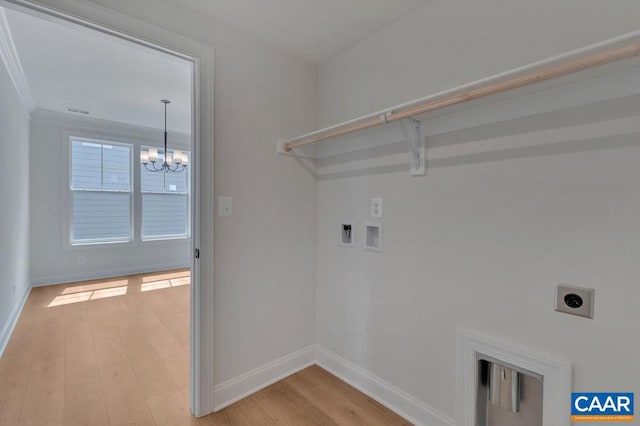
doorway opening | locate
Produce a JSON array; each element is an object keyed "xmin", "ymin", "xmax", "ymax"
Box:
[{"xmin": 0, "ymin": 0, "xmax": 213, "ymax": 418}]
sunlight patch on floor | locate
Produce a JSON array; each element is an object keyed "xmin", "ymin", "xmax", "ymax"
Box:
[
  {"xmin": 141, "ymin": 280, "xmax": 172, "ymax": 292},
  {"xmin": 46, "ymin": 270, "xmax": 190, "ymax": 306},
  {"xmin": 60, "ymin": 279, "xmax": 129, "ymax": 295},
  {"xmin": 142, "ymin": 271, "xmax": 190, "ymax": 283},
  {"xmin": 48, "ymin": 285, "xmax": 128, "ymax": 306},
  {"xmin": 91, "ymin": 285, "xmax": 128, "ymax": 300},
  {"xmin": 140, "ymin": 275, "xmax": 190, "ymax": 292}
]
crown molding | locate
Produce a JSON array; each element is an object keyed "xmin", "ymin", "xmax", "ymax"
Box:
[{"xmin": 0, "ymin": 7, "xmax": 34, "ymax": 112}]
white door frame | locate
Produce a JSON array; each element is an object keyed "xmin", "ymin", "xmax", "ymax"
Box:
[{"xmin": 0, "ymin": 0, "xmax": 216, "ymax": 416}]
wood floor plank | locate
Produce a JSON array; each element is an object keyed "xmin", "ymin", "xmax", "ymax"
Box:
[
  {"xmin": 117, "ymin": 327, "xmax": 178, "ymax": 399},
  {"xmin": 31, "ymin": 312, "xmax": 65, "ymax": 366},
  {"xmin": 209, "ymin": 396, "xmax": 278, "ymax": 426},
  {"xmin": 98, "ymin": 353, "xmax": 146, "ymax": 408},
  {"xmin": 63, "ymin": 368, "xmax": 109, "ymax": 426},
  {"xmin": 104, "ymin": 397, "xmax": 156, "ymax": 426},
  {"xmin": 285, "ymin": 365, "xmax": 412, "ymax": 426},
  {"xmin": 0, "ymin": 353, "xmax": 32, "ymax": 425},
  {"xmin": 252, "ymin": 381, "xmax": 340, "ymax": 426},
  {"xmin": 1, "ymin": 316, "xmax": 39, "ymax": 362},
  {"xmin": 64, "ymin": 305, "xmax": 97, "ymax": 375},
  {"xmin": 106, "ymin": 296, "xmax": 139, "ymax": 333},
  {"xmin": 19, "ymin": 358, "xmax": 65, "ymax": 426},
  {"xmin": 158, "ymin": 311, "xmax": 189, "ymax": 350},
  {"xmin": 146, "ymin": 388, "xmax": 209, "ymax": 426},
  {"xmin": 126, "ymin": 297, "xmax": 164, "ymax": 330},
  {"xmin": 145, "ymin": 321, "xmax": 191, "ymax": 400}
]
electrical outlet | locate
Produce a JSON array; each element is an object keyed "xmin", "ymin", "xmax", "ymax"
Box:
[
  {"xmin": 555, "ymin": 284, "xmax": 594, "ymax": 318},
  {"xmin": 371, "ymin": 197, "xmax": 383, "ymax": 218},
  {"xmin": 12, "ymin": 284, "xmax": 16, "ymax": 294},
  {"xmin": 77, "ymin": 256, "xmax": 86, "ymax": 264}
]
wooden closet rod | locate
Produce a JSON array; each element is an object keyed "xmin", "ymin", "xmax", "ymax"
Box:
[{"xmin": 284, "ymin": 42, "xmax": 640, "ymax": 152}]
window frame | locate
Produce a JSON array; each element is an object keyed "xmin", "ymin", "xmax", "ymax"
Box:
[
  {"xmin": 63, "ymin": 132, "xmax": 193, "ymax": 249},
  {"xmin": 140, "ymin": 146, "xmax": 192, "ymax": 242},
  {"xmin": 68, "ymin": 136, "xmax": 134, "ymax": 246}
]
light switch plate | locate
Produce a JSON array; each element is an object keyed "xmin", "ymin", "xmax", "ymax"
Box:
[
  {"xmin": 555, "ymin": 284, "xmax": 594, "ymax": 319},
  {"xmin": 371, "ymin": 198, "xmax": 383, "ymax": 218},
  {"xmin": 218, "ymin": 196, "xmax": 232, "ymax": 217}
]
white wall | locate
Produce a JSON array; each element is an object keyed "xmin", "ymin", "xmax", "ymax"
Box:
[
  {"xmin": 316, "ymin": 1, "xmax": 640, "ymax": 422},
  {"xmin": 29, "ymin": 109, "xmax": 192, "ymax": 285},
  {"xmin": 0, "ymin": 53, "xmax": 30, "ymax": 352},
  {"xmin": 31, "ymin": 0, "xmax": 318, "ymax": 388},
  {"xmin": 319, "ymin": 0, "xmax": 640, "ymax": 127}
]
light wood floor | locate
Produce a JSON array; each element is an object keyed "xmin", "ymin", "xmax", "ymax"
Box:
[{"xmin": 0, "ymin": 269, "xmax": 410, "ymax": 425}]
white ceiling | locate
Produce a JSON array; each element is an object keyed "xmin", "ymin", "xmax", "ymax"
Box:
[
  {"xmin": 169, "ymin": 0, "xmax": 431, "ymax": 63},
  {"xmin": 3, "ymin": 7, "xmax": 192, "ymax": 133},
  {"xmin": 2, "ymin": 1, "xmax": 430, "ymax": 130}
]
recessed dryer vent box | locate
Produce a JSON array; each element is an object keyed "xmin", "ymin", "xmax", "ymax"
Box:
[
  {"xmin": 364, "ymin": 223, "xmax": 382, "ymax": 252},
  {"xmin": 340, "ymin": 224, "xmax": 353, "ymax": 247}
]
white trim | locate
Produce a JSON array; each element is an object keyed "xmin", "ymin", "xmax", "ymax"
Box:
[
  {"xmin": 0, "ymin": 285, "xmax": 31, "ymax": 358},
  {"xmin": 316, "ymin": 345, "xmax": 455, "ymax": 426},
  {"xmin": 54, "ymin": 127, "xmax": 192, "ymax": 250},
  {"xmin": 1, "ymin": 0, "xmax": 216, "ymax": 416},
  {"xmin": 0, "ymin": 7, "xmax": 34, "ymax": 111},
  {"xmin": 214, "ymin": 345, "xmax": 316, "ymax": 411},
  {"xmin": 30, "ymin": 108, "xmax": 192, "ymax": 145},
  {"xmin": 456, "ymin": 329, "xmax": 572, "ymax": 426},
  {"xmin": 31, "ymin": 262, "xmax": 190, "ymax": 287},
  {"xmin": 67, "ymin": 137, "xmax": 135, "ymax": 245},
  {"xmin": 190, "ymin": 32, "xmax": 215, "ymax": 419}
]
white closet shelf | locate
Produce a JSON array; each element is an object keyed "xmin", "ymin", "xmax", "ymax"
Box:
[{"xmin": 278, "ymin": 31, "xmax": 640, "ymax": 176}]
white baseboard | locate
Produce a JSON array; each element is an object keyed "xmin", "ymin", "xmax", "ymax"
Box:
[
  {"xmin": 315, "ymin": 345, "xmax": 455, "ymax": 426},
  {"xmin": 213, "ymin": 344, "xmax": 316, "ymax": 411},
  {"xmin": 0, "ymin": 285, "xmax": 32, "ymax": 358}
]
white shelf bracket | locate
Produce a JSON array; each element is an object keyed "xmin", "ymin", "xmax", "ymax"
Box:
[{"xmin": 400, "ymin": 118, "xmax": 425, "ymax": 176}]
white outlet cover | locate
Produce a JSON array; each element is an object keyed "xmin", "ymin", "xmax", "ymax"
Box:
[
  {"xmin": 371, "ymin": 197, "xmax": 383, "ymax": 218},
  {"xmin": 218, "ymin": 196, "xmax": 233, "ymax": 216}
]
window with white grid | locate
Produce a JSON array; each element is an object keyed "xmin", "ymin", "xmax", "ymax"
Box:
[
  {"xmin": 70, "ymin": 139, "xmax": 132, "ymax": 244},
  {"xmin": 140, "ymin": 147, "xmax": 190, "ymax": 240}
]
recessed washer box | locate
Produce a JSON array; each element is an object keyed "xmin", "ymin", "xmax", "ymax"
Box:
[
  {"xmin": 555, "ymin": 284, "xmax": 595, "ymax": 319},
  {"xmin": 364, "ymin": 223, "xmax": 382, "ymax": 252}
]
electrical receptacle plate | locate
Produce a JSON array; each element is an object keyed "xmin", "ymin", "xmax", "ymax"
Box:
[{"xmin": 555, "ymin": 284, "xmax": 594, "ymax": 319}]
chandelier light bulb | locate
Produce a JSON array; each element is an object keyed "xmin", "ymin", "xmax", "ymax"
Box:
[{"xmin": 140, "ymin": 100, "xmax": 187, "ymax": 173}]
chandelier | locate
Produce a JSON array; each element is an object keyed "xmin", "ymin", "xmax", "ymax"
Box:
[{"xmin": 140, "ymin": 99, "xmax": 188, "ymax": 172}]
